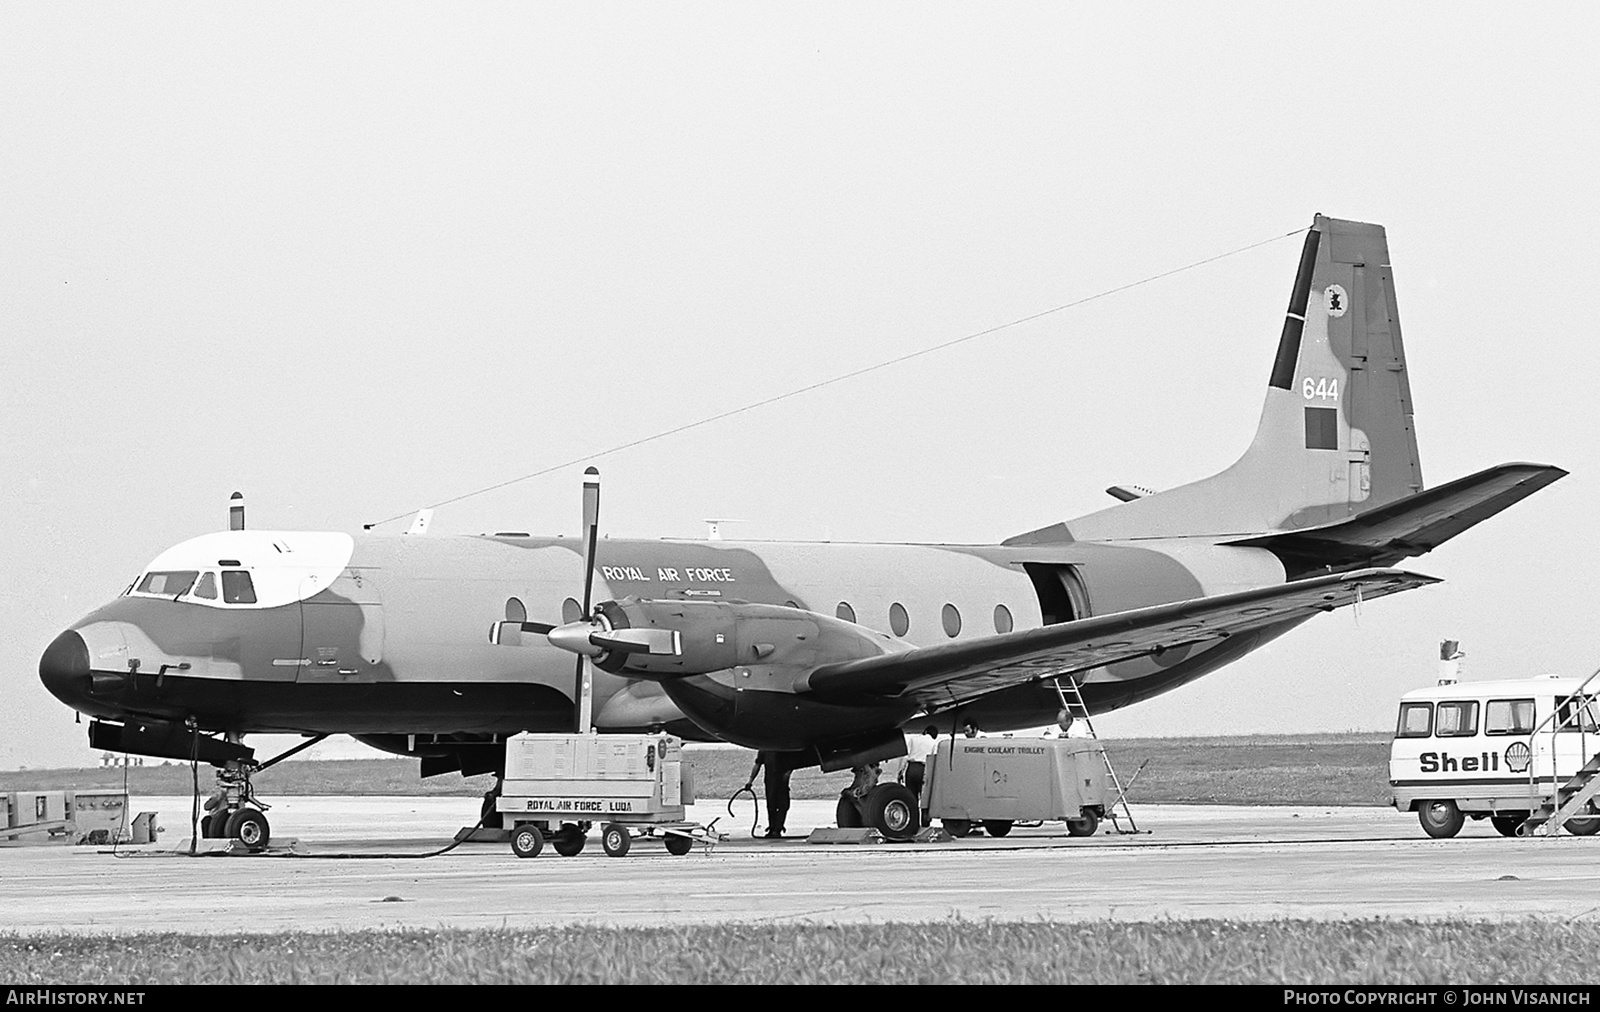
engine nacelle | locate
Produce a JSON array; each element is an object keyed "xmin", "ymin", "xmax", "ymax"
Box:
[{"xmin": 590, "ymin": 598, "xmax": 898, "ymax": 680}]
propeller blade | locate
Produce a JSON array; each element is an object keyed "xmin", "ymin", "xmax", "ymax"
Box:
[
  {"xmin": 520, "ymin": 621, "xmax": 556, "ymax": 635},
  {"xmin": 579, "ymin": 466, "xmax": 600, "ymax": 620},
  {"xmin": 590, "ymin": 628, "xmax": 682, "ymax": 657},
  {"xmin": 577, "ymin": 466, "xmax": 601, "ymax": 734}
]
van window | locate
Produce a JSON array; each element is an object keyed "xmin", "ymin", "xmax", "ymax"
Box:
[
  {"xmin": 1486, "ymin": 698, "xmax": 1536, "ymax": 735},
  {"xmin": 1435, "ymin": 701, "xmax": 1479, "ymax": 737},
  {"xmin": 1396, "ymin": 702, "xmax": 1432, "ymax": 738},
  {"xmin": 1557, "ymin": 695, "xmax": 1600, "ymax": 733}
]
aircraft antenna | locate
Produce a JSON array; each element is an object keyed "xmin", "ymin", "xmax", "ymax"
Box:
[{"xmin": 364, "ymin": 226, "xmax": 1307, "ymax": 528}]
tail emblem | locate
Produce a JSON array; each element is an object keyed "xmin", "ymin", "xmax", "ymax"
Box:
[{"xmin": 1324, "ymin": 285, "xmax": 1347, "ymax": 317}]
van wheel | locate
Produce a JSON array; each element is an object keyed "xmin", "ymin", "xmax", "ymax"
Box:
[
  {"xmin": 1565, "ymin": 816, "xmax": 1600, "ymax": 836},
  {"xmin": 1490, "ymin": 814, "xmax": 1526, "ymax": 838},
  {"xmin": 942, "ymin": 818, "xmax": 973, "ymax": 838},
  {"xmin": 1419, "ymin": 800, "xmax": 1465, "ymax": 839}
]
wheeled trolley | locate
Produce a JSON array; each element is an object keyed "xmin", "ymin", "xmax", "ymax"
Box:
[
  {"xmin": 497, "ymin": 732, "xmax": 720, "ymax": 858},
  {"xmin": 920, "ymin": 736, "xmax": 1111, "ymax": 838}
]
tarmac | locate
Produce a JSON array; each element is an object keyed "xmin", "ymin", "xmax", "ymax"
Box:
[{"xmin": 3, "ymin": 796, "xmax": 1600, "ymax": 933}]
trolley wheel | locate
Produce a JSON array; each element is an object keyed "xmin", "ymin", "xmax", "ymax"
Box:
[
  {"xmin": 1418, "ymin": 800, "xmax": 1465, "ymax": 839},
  {"xmin": 1565, "ymin": 816, "xmax": 1600, "ymax": 836},
  {"xmin": 511, "ymin": 823, "xmax": 544, "ymax": 859},
  {"xmin": 982, "ymin": 819, "xmax": 1014, "ymax": 838},
  {"xmin": 1066, "ymin": 811, "xmax": 1100, "ymax": 837},
  {"xmin": 552, "ymin": 826, "xmax": 587, "ymax": 857},
  {"xmin": 836, "ymin": 793, "xmax": 864, "ymax": 829},
  {"xmin": 225, "ymin": 808, "xmax": 270, "ymax": 852},
  {"xmin": 601, "ymin": 823, "xmax": 631, "ymax": 857},
  {"xmin": 865, "ymin": 784, "xmax": 920, "ymax": 841},
  {"xmin": 1490, "ymin": 814, "xmax": 1527, "ymax": 838},
  {"xmin": 942, "ymin": 818, "xmax": 973, "ymax": 838},
  {"xmin": 664, "ymin": 833, "xmax": 694, "ymax": 856}
]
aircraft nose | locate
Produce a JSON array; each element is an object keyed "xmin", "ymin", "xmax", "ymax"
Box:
[{"xmin": 39, "ymin": 629, "xmax": 91, "ymax": 704}]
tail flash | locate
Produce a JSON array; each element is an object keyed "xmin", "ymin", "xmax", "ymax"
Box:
[{"xmin": 1031, "ymin": 214, "xmax": 1424, "ymax": 542}]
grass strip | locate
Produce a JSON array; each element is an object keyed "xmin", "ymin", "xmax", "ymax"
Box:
[{"xmin": 1, "ymin": 919, "xmax": 1594, "ymax": 985}]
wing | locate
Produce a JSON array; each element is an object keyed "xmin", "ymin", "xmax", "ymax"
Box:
[{"xmin": 798, "ymin": 568, "xmax": 1436, "ymax": 710}]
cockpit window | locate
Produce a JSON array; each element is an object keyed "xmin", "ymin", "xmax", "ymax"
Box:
[
  {"xmin": 221, "ymin": 570, "xmax": 257, "ymax": 604},
  {"xmin": 135, "ymin": 571, "xmax": 198, "ymax": 597},
  {"xmin": 193, "ymin": 572, "xmax": 218, "ymax": 600}
]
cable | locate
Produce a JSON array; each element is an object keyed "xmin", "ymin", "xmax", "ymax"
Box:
[{"xmin": 367, "ymin": 226, "xmax": 1306, "ymax": 527}]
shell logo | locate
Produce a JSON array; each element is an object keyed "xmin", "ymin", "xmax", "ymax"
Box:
[{"xmin": 1504, "ymin": 742, "xmax": 1532, "ymax": 774}]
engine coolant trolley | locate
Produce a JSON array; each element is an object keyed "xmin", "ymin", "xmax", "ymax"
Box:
[
  {"xmin": 496, "ymin": 732, "xmax": 719, "ymax": 857},
  {"xmin": 920, "ymin": 735, "xmax": 1114, "ymax": 838}
]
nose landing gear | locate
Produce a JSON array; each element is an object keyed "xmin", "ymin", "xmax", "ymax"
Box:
[
  {"xmin": 203, "ymin": 757, "xmax": 272, "ymax": 852},
  {"xmin": 194, "ymin": 732, "xmax": 327, "ymax": 853}
]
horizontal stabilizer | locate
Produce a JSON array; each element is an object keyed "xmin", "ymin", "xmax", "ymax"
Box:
[
  {"xmin": 1224, "ymin": 463, "xmax": 1566, "ymax": 574},
  {"xmin": 799, "ymin": 568, "xmax": 1436, "ymax": 710}
]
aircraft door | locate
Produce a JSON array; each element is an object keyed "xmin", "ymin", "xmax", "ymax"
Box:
[{"xmin": 298, "ymin": 569, "xmax": 384, "ymax": 684}]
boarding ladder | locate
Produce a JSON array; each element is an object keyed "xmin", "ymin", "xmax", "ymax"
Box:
[
  {"xmin": 1520, "ymin": 665, "xmax": 1600, "ymax": 837},
  {"xmin": 1051, "ymin": 676, "xmax": 1141, "ymax": 833}
]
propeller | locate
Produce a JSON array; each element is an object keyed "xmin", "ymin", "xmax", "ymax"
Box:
[{"xmin": 516, "ymin": 467, "xmax": 679, "ymax": 731}]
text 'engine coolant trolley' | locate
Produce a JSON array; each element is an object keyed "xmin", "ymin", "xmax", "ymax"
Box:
[{"xmin": 496, "ymin": 732, "xmax": 720, "ymax": 858}]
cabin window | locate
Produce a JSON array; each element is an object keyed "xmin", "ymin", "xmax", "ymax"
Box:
[
  {"xmin": 561, "ymin": 597, "xmax": 583, "ymax": 623},
  {"xmin": 993, "ymin": 604, "xmax": 1014, "ymax": 634},
  {"xmin": 836, "ymin": 602, "xmax": 856, "ymax": 623},
  {"xmin": 193, "ymin": 572, "xmax": 218, "ymax": 600},
  {"xmin": 505, "ymin": 598, "xmax": 527, "ymax": 623},
  {"xmin": 941, "ymin": 604, "xmax": 962, "ymax": 638},
  {"xmin": 889, "ymin": 602, "xmax": 910, "ymax": 637},
  {"xmin": 135, "ymin": 571, "xmax": 198, "ymax": 597},
  {"xmin": 221, "ymin": 570, "xmax": 257, "ymax": 604},
  {"xmin": 1396, "ymin": 702, "xmax": 1432, "ymax": 738},
  {"xmin": 1486, "ymin": 698, "xmax": 1536, "ymax": 736},
  {"xmin": 1435, "ymin": 701, "xmax": 1479, "ymax": 738}
]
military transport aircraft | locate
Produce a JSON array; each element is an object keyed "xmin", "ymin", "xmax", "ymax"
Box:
[{"xmin": 39, "ymin": 215, "xmax": 1563, "ymax": 846}]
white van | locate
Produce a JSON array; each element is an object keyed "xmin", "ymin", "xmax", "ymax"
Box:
[{"xmin": 1390, "ymin": 674, "xmax": 1600, "ymax": 838}]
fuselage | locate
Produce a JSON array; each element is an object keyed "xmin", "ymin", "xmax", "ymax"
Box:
[{"xmin": 40, "ymin": 527, "xmax": 1290, "ymax": 749}]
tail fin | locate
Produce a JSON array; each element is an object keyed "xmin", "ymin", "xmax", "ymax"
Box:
[{"xmin": 1018, "ymin": 214, "xmax": 1424, "ymax": 543}]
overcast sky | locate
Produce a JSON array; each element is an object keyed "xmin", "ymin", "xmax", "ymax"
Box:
[{"xmin": 3, "ymin": 4, "xmax": 1598, "ymax": 769}]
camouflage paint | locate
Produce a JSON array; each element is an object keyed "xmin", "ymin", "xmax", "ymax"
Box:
[{"xmin": 37, "ymin": 216, "xmax": 1560, "ymax": 769}]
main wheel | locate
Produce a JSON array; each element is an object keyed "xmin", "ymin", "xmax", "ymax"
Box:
[
  {"xmin": 1066, "ymin": 811, "xmax": 1100, "ymax": 837},
  {"xmin": 942, "ymin": 818, "xmax": 973, "ymax": 838},
  {"xmin": 1490, "ymin": 814, "xmax": 1527, "ymax": 838},
  {"xmin": 1418, "ymin": 800, "xmax": 1465, "ymax": 839},
  {"xmin": 836, "ymin": 793, "xmax": 864, "ymax": 829},
  {"xmin": 601, "ymin": 824, "xmax": 631, "ymax": 857},
  {"xmin": 664, "ymin": 833, "xmax": 694, "ymax": 856},
  {"xmin": 200, "ymin": 813, "xmax": 224, "ymax": 839},
  {"xmin": 510, "ymin": 823, "xmax": 544, "ymax": 858},
  {"xmin": 552, "ymin": 826, "xmax": 587, "ymax": 857},
  {"xmin": 864, "ymin": 784, "xmax": 920, "ymax": 841},
  {"xmin": 982, "ymin": 819, "xmax": 1014, "ymax": 838},
  {"xmin": 225, "ymin": 808, "xmax": 270, "ymax": 851}
]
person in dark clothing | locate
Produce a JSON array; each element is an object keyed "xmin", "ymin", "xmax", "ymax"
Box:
[{"xmin": 747, "ymin": 750, "xmax": 795, "ymax": 839}]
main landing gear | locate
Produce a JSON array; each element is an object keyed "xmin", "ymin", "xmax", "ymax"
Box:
[{"xmin": 836, "ymin": 763, "xmax": 921, "ymax": 842}]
